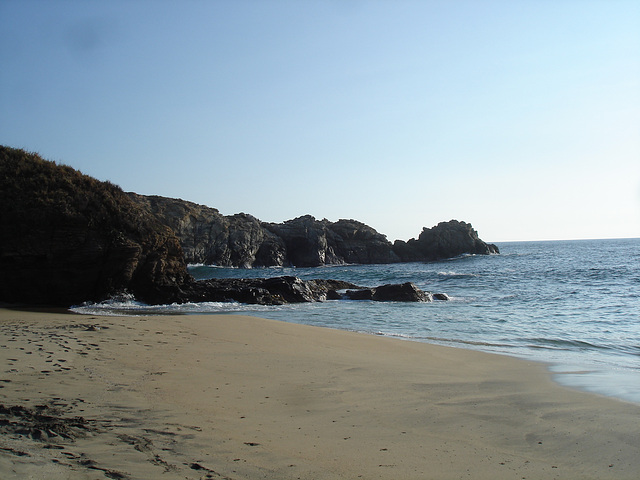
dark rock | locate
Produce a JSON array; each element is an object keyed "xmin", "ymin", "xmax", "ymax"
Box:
[
  {"xmin": 392, "ymin": 220, "xmax": 499, "ymax": 262},
  {"xmin": 344, "ymin": 289, "xmax": 375, "ymax": 301},
  {"xmin": 432, "ymin": 293, "xmax": 450, "ymax": 301},
  {"xmin": 259, "ymin": 276, "xmax": 315, "ymax": 303},
  {"xmin": 329, "ymin": 218, "xmax": 401, "ymax": 264},
  {"xmin": 264, "ymin": 216, "xmax": 399, "ymax": 267},
  {"xmin": 175, "ymin": 276, "xmax": 432, "ymax": 305},
  {"xmin": 373, "ymin": 282, "xmax": 430, "ymax": 302},
  {"xmin": 178, "ymin": 276, "xmax": 362, "ymax": 305},
  {"xmin": 306, "ymin": 279, "xmax": 361, "ymax": 302},
  {"xmin": 0, "ymin": 146, "xmax": 192, "ymax": 306},
  {"xmin": 345, "ymin": 282, "xmax": 431, "ymax": 302},
  {"xmin": 325, "ymin": 289, "xmax": 343, "ymax": 300},
  {"xmin": 264, "ymin": 215, "xmax": 335, "ymax": 267}
]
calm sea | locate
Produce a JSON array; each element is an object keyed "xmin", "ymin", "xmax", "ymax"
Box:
[{"xmin": 73, "ymin": 238, "xmax": 640, "ymax": 404}]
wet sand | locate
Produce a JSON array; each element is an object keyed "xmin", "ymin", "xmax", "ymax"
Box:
[{"xmin": 1, "ymin": 307, "xmax": 639, "ymax": 479}]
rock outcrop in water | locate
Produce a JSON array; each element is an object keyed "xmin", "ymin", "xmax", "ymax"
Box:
[
  {"xmin": 343, "ymin": 282, "xmax": 432, "ymax": 302},
  {"xmin": 181, "ymin": 277, "xmax": 357, "ymax": 305},
  {"xmin": 393, "ymin": 220, "xmax": 500, "ymax": 261},
  {"xmin": 129, "ymin": 194, "xmax": 498, "ymax": 267},
  {"xmin": 177, "ymin": 277, "xmax": 446, "ymax": 305}
]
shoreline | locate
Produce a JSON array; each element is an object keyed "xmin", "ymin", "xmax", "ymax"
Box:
[{"xmin": 1, "ymin": 307, "xmax": 639, "ymax": 479}]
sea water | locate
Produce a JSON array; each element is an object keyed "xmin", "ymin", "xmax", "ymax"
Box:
[{"xmin": 73, "ymin": 238, "xmax": 640, "ymax": 404}]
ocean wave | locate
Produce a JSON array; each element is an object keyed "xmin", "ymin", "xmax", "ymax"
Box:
[
  {"xmin": 437, "ymin": 271, "xmax": 478, "ymax": 278},
  {"xmin": 524, "ymin": 337, "xmax": 613, "ymax": 352},
  {"xmin": 425, "ymin": 336, "xmax": 515, "ymax": 349},
  {"xmin": 372, "ymin": 331, "xmax": 416, "ymax": 339},
  {"xmin": 71, "ymin": 296, "xmax": 245, "ymax": 316}
]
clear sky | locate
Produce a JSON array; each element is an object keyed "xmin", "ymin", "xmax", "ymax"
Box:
[{"xmin": 1, "ymin": 0, "xmax": 639, "ymax": 242}]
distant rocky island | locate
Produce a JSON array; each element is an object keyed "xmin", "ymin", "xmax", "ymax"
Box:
[{"xmin": 0, "ymin": 146, "xmax": 498, "ymax": 307}]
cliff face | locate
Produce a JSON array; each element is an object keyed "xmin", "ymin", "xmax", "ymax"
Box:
[
  {"xmin": 263, "ymin": 215, "xmax": 399, "ymax": 267},
  {"xmin": 128, "ymin": 194, "xmax": 402, "ymax": 267},
  {"xmin": 128, "ymin": 194, "xmax": 287, "ymax": 268},
  {"xmin": 0, "ymin": 146, "xmax": 498, "ymax": 307},
  {"xmin": 0, "ymin": 146, "xmax": 192, "ymax": 306},
  {"xmin": 128, "ymin": 194, "xmax": 498, "ymax": 268}
]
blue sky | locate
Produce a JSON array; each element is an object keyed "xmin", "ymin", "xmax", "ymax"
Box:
[{"xmin": 1, "ymin": 0, "xmax": 639, "ymax": 242}]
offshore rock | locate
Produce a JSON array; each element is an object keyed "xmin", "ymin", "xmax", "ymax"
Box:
[
  {"xmin": 392, "ymin": 220, "xmax": 499, "ymax": 261},
  {"xmin": 432, "ymin": 293, "xmax": 451, "ymax": 301},
  {"xmin": 372, "ymin": 282, "xmax": 430, "ymax": 302},
  {"xmin": 344, "ymin": 282, "xmax": 432, "ymax": 302},
  {"xmin": 0, "ymin": 146, "xmax": 192, "ymax": 306}
]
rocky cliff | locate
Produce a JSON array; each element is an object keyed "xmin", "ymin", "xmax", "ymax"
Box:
[
  {"xmin": 128, "ymin": 194, "xmax": 287, "ymax": 267},
  {"xmin": 263, "ymin": 215, "xmax": 399, "ymax": 267},
  {"xmin": 0, "ymin": 146, "xmax": 192, "ymax": 306},
  {"xmin": 128, "ymin": 194, "xmax": 498, "ymax": 267},
  {"xmin": 1, "ymin": 146, "xmax": 497, "ymax": 307}
]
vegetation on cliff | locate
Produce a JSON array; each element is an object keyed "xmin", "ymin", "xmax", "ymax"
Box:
[{"xmin": 0, "ymin": 146, "xmax": 191, "ymax": 306}]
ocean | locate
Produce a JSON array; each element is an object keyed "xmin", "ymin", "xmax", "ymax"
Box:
[{"xmin": 73, "ymin": 238, "xmax": 640, "ymax": 404}]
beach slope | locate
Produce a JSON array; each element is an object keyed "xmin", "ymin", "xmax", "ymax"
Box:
[{"xmin": 1, "ymin": 308, "xmax": 638, "ymax": 479}]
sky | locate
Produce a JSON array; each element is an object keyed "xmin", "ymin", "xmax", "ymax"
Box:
[{"xmin": 1, "ymin": 0, "xmax": 639, "ymax": 243}]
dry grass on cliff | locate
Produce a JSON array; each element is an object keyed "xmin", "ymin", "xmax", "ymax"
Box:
[{"xmin": 0, "ymin": 145, "xmax": 163, "ymax": 237}]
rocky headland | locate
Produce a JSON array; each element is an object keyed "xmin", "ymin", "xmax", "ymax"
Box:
[
  {"xmin": 0, "ymin": 146, "xmax": 497, "ymax": 307},
  {"xmin": 128, "ymin": 194, "xmax": 498, "ymax": 268}
]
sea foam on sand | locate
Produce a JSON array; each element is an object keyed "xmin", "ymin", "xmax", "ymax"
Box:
[{"xmin": 1, "ymin": 308, "xmax": 639, "ymax": 479}]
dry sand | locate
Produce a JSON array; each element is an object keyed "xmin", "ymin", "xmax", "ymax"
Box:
[{"xmin": 1, "ymin": 307, "xmax": 639, "ymax": 480}]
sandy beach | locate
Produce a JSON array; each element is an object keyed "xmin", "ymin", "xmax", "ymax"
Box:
[{"xmin": 1, "ymin": 307, "xmax": 639, "ymax": 479}]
